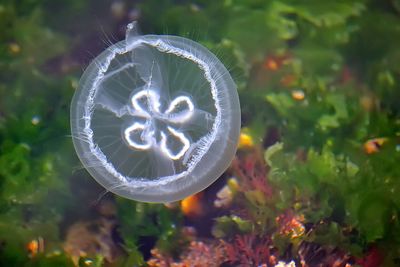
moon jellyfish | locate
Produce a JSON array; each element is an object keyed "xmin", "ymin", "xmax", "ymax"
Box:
[{"xmin": 70, "ymin": 22, "xmax": 241, "ymax": 202}]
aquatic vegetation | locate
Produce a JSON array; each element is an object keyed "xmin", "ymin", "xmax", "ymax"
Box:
[
  {"xmin": 297, "ymin": 241, "xmax": 352, "ymax": 267},
  {"xmin": 2, "ymin": 0, "xmax": 400, "ymax": 266},
  {"xmin": 274, "ymin": 261, "xmax": 296, "ymax": 267},
  {"xmin": 71, "ymin": 21, "xmax": 240, "ymax": 203},
  {"xmin": 221, "ymin": 234, "xmax": 273, "ymax": 267},
  {"xmin": 147, "ymin": 240, "xmax": 225, "ymax": 267},
  {"xmin": 63, "ymin": 218, "xmax": 121, "ymax": 265},
  {"xmin": 214, "ymin": 177, "xmax": 238, "ymax": 208}
]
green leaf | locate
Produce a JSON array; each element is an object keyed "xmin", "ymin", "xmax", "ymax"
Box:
[
  {"xmin": 318, "ymin": 94, "xmax": 349, "ymax": 130},
  {"xmin": 121, "ymin": 245, "xmax": 145, "ymax": 267},
  {"xmin": 358, "ymin": 195, "xmax": 390, "ymax": 242},
  {"xmin": 266, "ymin": 93, "xmax": 295, "ymax": 117},
  {"xmin": 264, "ymin": 142, "xmax": 284, "ymax": 166},
  {"xmin": 212, "ymin": 216, "xmax": 253, "ymax": 238},
  {"xmin": 226, "ymin": 8, "xmax": 285, "ymax": 61},
  {"xmin": 346, "ymin": 161, "xmax": 359, "ymax": 178},
  {"xmin": 286, "ymin": 0, "xmax": 365, "ymax": 27}
]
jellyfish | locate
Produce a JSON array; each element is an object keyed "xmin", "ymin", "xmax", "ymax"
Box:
[{"xmin": 70, "ymin": 22, "xmax": 241, "ymax": 203}]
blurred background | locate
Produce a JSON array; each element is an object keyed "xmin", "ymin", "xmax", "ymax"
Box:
[{"xmin": 1, "ymin": 0, "xmax": 400, "ymax": 266}]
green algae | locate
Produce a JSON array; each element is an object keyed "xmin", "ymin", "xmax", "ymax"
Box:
[{"xmin": 1, "ymin": 0, "xmax": 400, "ymax": 266}]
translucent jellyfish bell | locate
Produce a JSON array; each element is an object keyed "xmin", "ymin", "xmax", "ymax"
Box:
[{"xmin": 70, "ymin": 22, "xmax": 241, "ymax": 203}]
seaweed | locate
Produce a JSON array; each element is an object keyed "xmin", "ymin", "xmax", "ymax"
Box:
[{"xmin": 1, "ymin": 0, "xmax": 400, "ymax": 266}]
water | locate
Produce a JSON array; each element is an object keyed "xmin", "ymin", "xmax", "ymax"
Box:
[{"xmin": 0, "ymin": 1, "xmax": 399, "ymax": 266}]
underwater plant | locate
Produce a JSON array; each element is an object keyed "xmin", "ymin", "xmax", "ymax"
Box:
[
  {"xmin": 221, "ymin": 233, "xmax": 273, "ymax": 266},
  {"xmin": 2, "ymin": 0, "xmax": 400, "ymax": 266},
  {"xmin": 147, "ymin": 240, "xmax": 226, "ymax": 267},
  {"xmin": 70, "ymin": 22, "xmax": 241, "ymax": 203}
]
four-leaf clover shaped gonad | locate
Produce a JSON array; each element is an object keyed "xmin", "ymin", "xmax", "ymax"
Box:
[{"xmin": 124, "ymin": 89, "xmax": 194, "ymax": 160}]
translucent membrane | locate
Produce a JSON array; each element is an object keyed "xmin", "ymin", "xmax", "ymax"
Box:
[{"xmin": 70, "ymin": 22, "xmax": 241, "ymax": 202}]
